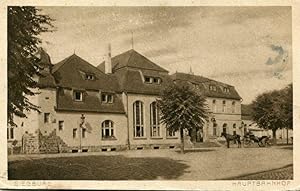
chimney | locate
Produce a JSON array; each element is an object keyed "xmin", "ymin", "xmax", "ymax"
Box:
[{"xmin": 105, "ymin": 43, "xmax": 112, "ymax": 74}]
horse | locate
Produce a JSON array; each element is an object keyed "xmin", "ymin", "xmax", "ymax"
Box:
[{"xmin": 221, "ymin": 132, "xmax": 242, "ymax": 148}]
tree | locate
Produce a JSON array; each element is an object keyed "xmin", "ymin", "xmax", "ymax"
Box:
[
  {"xmin": 280, "ymin": 84, "xmax": 293, "ymax": 144},
  {"xmin": 251, "ymin": 84, "xmax": 292, "ymax": 145},
  {"xmin": 158, "ymin": 85, "xmax": 208, "ymax": 153},
  {"xmin": 8, "ymin": 6, "xmax": 53, "ymax": 125}
]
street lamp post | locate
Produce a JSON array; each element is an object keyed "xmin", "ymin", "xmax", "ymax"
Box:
[{"xmin": 79, "ymin": 114, "xmax": 85, "ymax": 152}]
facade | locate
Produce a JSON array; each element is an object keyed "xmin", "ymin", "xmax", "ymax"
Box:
[
  {"xmin": 8, "ymin": 47, "xmax": 243, "ymax": 153},
  {"xmin": 171, "ymin": 73, "xmax": 242, "ymax": 142}
]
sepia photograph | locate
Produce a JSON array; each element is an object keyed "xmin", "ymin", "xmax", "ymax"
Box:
[{"xmin": 1, "ymin": 1, "xmax": 298, "ymax": 190}]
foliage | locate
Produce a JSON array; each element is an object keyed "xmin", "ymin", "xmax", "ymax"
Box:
[
  {"xmin": 251, "ymin": 84, "xmax": 293, "ymax": 143},
  {"xmin": 158, "ymin": 84, "xmax": 208, "ymax": 153},
  {"xmin": 280, "ymin": 84, "xmax": 293, "ymax": 129},
  {"xmin": 8, "ymin": 6, "xmax": 53, "ymax": 125}
]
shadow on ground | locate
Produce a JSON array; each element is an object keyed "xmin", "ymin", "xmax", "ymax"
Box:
[
  {"xmin": 176, "ymin": 149, "xmax": 215, "ymax": 154},
  {"xmin": 8, "ymin": 155, "xmax": 189, "ymax": 180}
]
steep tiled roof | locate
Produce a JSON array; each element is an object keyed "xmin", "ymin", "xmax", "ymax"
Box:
[
  {"xmin": 51, "ymin": 54, "xmax": 125, "ymax": 113},
  {"xmin": 52, "ymin": 54, "xmax": 120, "ymax": 92},
  {"xmin": 113, "ymin": 68, "xmax": 173, "ymax": 95},
  {"xmin": 171, "ymin": 72, "xmax": 242, "ymax": 100},
  {"xmin": 97, "ymin": 49, "xmax": 169, "ymax": 73},
  {"xmin": 37, "ymin": 70, "xmax": 56, "ymax": 88},
  {"xmin": 56, "ymin": 90, "xmax": 125, "ymax": 114}
]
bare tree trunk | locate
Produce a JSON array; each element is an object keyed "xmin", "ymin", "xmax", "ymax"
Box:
[
  {"xmin": 272, "ymin": 129, "xmax": 277, "ymax": 145},
  {"xmin": 180, "ymin": 127, "xmax": 184, "ymax": 154},
  {"xmin": 286, "ymin": 128, "xmax": 289, "ymax": 145}
]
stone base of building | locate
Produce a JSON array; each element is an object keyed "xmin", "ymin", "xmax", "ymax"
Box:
[
  {"xmin": 63, "ymin": 143, "xmax": 181, "ymax": 153},
  {"xmin": 129, "ymin": 143, "xmax": 181, "ymax": 150}
]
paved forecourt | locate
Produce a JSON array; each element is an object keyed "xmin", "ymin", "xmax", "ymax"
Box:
[{"xmin": 8, "ymin": 146, "xmax": 293, "ymax": 180}]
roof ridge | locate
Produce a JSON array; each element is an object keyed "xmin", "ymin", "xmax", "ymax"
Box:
[
  {"xmin": 174, "ymin": 72, "xmax": 233, "ymax": 87},
  {"xmin": 125, "ymin": 49, "xmax": 135, "ymax": 67},
  {"xmin": 52, "ymin": 54, "xmax": 76, "ymax": 74}
]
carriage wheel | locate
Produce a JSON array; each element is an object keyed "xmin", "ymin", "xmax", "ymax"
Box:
[
  {"xmin": 265, "ymin": 139, "xmax": 272, "ymax": 147},
  {"xmin": 243, "ymin": 139, "xmax": 251, "ymax": 147},
  {"xmin": 258, "ymin": 141, "xmax": 265, "ymax": 147}
]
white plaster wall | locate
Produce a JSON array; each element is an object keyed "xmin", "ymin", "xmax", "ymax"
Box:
[
  {"xmin": 9, "ymin": 87, "xmax": 47, "ymax": 145},
  {"xmin": 127, "ymin": 94, "xmax": 180, "ymax": 146},
  {"xmin": 37, "ymin": 88, "xmax": 57, "ymax": 136},
  {"xmin": 206, "ymin": 97, "xmax": 242, "ymax": 136},
  {"xmin": 55, "ymin": 112, "xmax": 128, "ymax": 147}
]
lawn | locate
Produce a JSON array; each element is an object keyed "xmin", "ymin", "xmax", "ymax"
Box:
[{"xmin": 8, "ymin": 154, "xmax": 189, "ymax": 180}]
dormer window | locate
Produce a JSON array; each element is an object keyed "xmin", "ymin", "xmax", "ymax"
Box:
[
  {"xmin": 74, "ymin": 91, "xmax": 83, "ymax": 101},
  {"xmin": 145, "ymin": 77, "xmax": 152, "ymax": 83},
  {"xmin": 153, "ymin": 78, "xmax": 161, "ymax": 84},
  {"xmin": 209, "ymin": 85, "xmax": 217, "ymax": 91},
  {"xmin": 223, "ymin": 87, "xmax": 230, "ymax": 93},
  {"xmin": 144, "ymin": 76, "xmax": 161, "ymax": 84},
  {"xmin": 101, "ymin": 93, "xmax": 113, "ymax": 103},
  {"xmin": 85, "ymin": 74, "xmax": 95, "ymax": 80}
]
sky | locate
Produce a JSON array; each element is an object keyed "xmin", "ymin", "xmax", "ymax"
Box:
[{"xmin": 39, "ymin": 6, "xmax": 292, "ymax": 104}]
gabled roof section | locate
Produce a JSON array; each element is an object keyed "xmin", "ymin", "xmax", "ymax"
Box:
[
  {"xmin": 112, "ymin": 69, "xmax": 173, "ymax": 95},
  {"xmin": 52, "ymin": 54, "xmax": 120, "ymax": 91},
  {"xmin": 171, "ymin": 72, "xmax": 242, "ymax": 100},
  {"xmin": 97, "ymin": 49, "xmax": 169, "ymax": 73}
]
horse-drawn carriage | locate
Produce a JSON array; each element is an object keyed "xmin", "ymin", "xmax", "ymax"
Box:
[
  {"xmin": 221, "ymin": 132, "xmax": 271, "ymax": 148},
  {"xmin": 243, "ymin": 132, "xmax": 271, "ymax": 147}
]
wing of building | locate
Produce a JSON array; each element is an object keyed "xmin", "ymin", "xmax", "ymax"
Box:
[{"xmin": 8, "ymin": 47, "xmax": 244, "ymax": 154}]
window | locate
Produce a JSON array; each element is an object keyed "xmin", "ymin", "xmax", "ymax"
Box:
[
  {"xmin": 101, "ymin": 94, "xmax": 113, "ymax": 103},
  {"xmin": 144, "ymin": 76, "xmax": 161, "ymax": 84},
  {"xmin": 133, "ymin": 101, "xmax": 144, "ymax": 137},
  {"xmin": 212, "ymin": 100, "xmax": 217, "ymax": 113},
  {"xmin": 222, "ymin": 100, "xmax": 226, "ymax": 112},
  {"xmin": 44, "ymin": 113, "xmax": 50, "ymax": 123},
  {"xmin": 223, "ymin": 87, "xmax": 230, "ymax": 93},
  {"xmin": 233, "ymin": 123, "xmax": 236, "ymax": 135},
  {"xmin": 167, "ymin": 129, "xmax": 176, "ymax": 137},
  {"xmin": 233, "ymin": 123, "xmax": 236, "ymax": 128},
  {"xmin": 82, "ymin": 128, "xmax": 87, "ymax": 138},
  {"xmin": 7, "ymin": 127, "xmax": 14, "ymax": 140},
  {"xmin": 150, "ymin": 102, "xmax": 160, "ymax": 137},
  {"xmin": 85, "ymin": 74, "xmax": 94, "ymax": 80},
  {"xmin": 73, "ymin": 128, "xmax": 77, "ymax": 138},
  {"xmin": 107, "ymin": 95, "xmax": 113, "ymax": 103},
  {"xmin": 153, "ymin": 78, "xmax": 161, "ymax": 84},
  {"xmin": 232, "ymin": 101, "xmax": 236, "ymax": 113},
  {"xmin": 58, "ymin": 121, "xmax": 64, "ymax": 131},
  {"xmin": 145, "ymin": 77, "xmax": 152, "ymax": 83},
  {"xmin": 102, "ymin": 120, "xmax": 114, "ymax": 138},
  {"xmin": 74, "ymin": 91, "xmax": 83, "ymax": 101},
  {"xmin": 209, "ymin": 85, "xmax": 217, "ymax": 91}
]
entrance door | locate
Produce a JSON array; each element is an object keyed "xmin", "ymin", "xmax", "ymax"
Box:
[
  {"xmin": 196, "ymin": 128, "xmax": 203, "ymax": 142},
  {"xmin": 222, "ymin": 123, "xmax": 227, "ymax": 134}
]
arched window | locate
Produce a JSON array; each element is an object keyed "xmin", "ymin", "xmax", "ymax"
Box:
[
  {"xmin": 150, "ymin": 102, "xmax": 160, "ymax": 137},
  {"xmin": 222, "ymin": 123, "xmax": 227, "ymax": 133},
  {"xmin": 222, "ymin": 100, "xmax": 226, "ymax": 112},
  {"xmin": 102, "ymin": 120, "xmax": 114, "ymax": 138},
  {"xmin": 133, "ymin": 101, "xmax": 144, "ymax": 137},
  {"xmin": 233, "ymin": 123, "xmax": 236, "ymax": 135},
  {"xmin": 212, "ymin": 100, "xmax": 217, "ymax": 113},
  {"xmin": 232, "ymin": 101, "xmax": 236, "ymax": 113}
]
